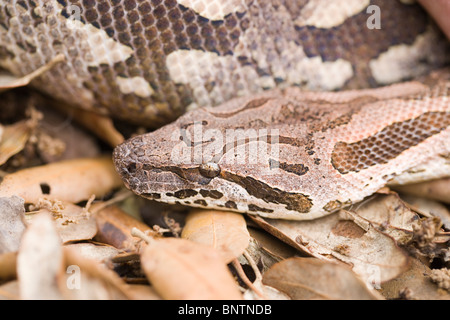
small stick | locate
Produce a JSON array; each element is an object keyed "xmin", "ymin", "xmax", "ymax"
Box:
[{"xmin": 231, "ymin": 259, "xmax": 266, "ymax": 299}]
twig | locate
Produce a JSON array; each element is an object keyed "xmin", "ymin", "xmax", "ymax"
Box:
[
  {"xmin": 231, "ymin": 259, "xmax": 266, "ymax": 299},
  {"xmin": 131, "ymin": 227, "xmax": 154, "ymax": 245}
]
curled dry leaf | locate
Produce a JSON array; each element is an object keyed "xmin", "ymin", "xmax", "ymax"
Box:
[
  {"xmin": 181, "ymin": 209, "xmax": 250, "ymax": 263},
  {"xmin": 0, "ymin": 157, "xmax": 123, "ymax": 204},
  {"xmin": 26, "ymin": 201, "xmax": 97, "ymax": 243},
  {"xmin": 350, "ymin": 193, "xmax": 419, "ymax": 244},
  {"xmin": 401, "ymin": 194, "xmax": 450, "ymax": 230},
  {"xmin": 0, "ymin": 120, "xmax": 34, "ymax": 166},
  {"xmin": 140, "ymin": 237, "xmax": 242, "ymax": 300},
  {"xmin": 0, "ymin": 251, "xmax": 17, "ymax": 282},
  {"xmin": 263, "ymin": 257, "xmax": 383, "ymax": 300},
  {"xmin": 381, "ymin": 258, "xmax": 450, "ymax": 300},
  {"xmin": 250, "ymin": 210, "xmax": 409, "ymax": 284},
  {"xmin": 0, "ymin": 196, "xmax": 26, "ymax": 254},
  {"xmin": 0, "ymin": 54, "xmax": 65, "ymax": 92},
  {"xmin": 17, "ymin": 213, "xmax": 64, "ymax": 300},
  {"xmin": 393, "ymin": 177, "xmax": 450, "ymax": 204},
  {"xmin": 94, "ymin": 204, "xmax": 154, "ymax": 252},
  {"xmin": 62, "ymin": 247, "xmax": 132, "ymax": 300}
]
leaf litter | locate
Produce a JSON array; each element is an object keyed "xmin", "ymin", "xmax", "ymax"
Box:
[{"xmin": 0, "ymin": 89, "xmax": 449, "ymax": 300}]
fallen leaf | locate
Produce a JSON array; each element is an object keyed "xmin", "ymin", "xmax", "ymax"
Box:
[
  {"xmin": 17, "ymin": 213, "xmax": 64, "ymax": 299},
  {"xmin": 0, "ymin": 157, "xmax": 123, "ymax": 204},
  {"xmin": 94, "ymin": 204, "xmax": 154, "ymax": 252},
  {"xmin": 263, "ymin": 257, "xmax": 383, "ymax": 300},
  {"xmin": 139, "ymin": 236, "xmax": 242, "ymax": 300},
  {"xmin": 181, "ymin": 209, "xmax": 250, "ymax": 263},
  {"xmin": 0, "ymin": 251, "xmax": 17, "ymax": 282},
  {"xmin": 393, "ymin": 177, "xmax": 450, "ymax": 204},
  {"xmin": 0, "ymin": 54, "xmax": 65, "ymax": 92},
  {"xmin": 62, "ymin": 247, "xmax": 133, "ymax": 300},
  {"xmin": 0, "ymin": 120, "xmax": 34, "ymax": 166},
  {"xmin": 401, "ymin": 194, "xmax": 450, "ymax": 230},
  {"xmin": 0, "ymin": 196, "xmax": 26, "ymax": 254},
  {"xmin": 50, "ymin": 102, "xmax": 124, "ymax": 147},
  {"xmin": 350, "ymin": 193, "xmax": 420, "ymax": 244},
  {"xmin": 62, "ymin": 243, "xmax": 120, "ymax": 262},
  {"xmin": 26, "ymin": 201, "xmax": 97, "ymax": 243},
  {"xmin": 381, "ymin": 258, "xmax": 450, "ymax": 300},
  {"xmin": 249, "ymin": 210, "xmax": 409, "ymax": 284}
]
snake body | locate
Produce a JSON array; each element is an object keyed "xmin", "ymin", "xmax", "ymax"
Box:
[{"xmin": 1, "ymin": 0, "xmax": 450, "ymax": 219}]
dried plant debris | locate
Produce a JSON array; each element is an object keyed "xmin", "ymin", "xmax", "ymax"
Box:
[
  {"xmin": 181, "ymin": 209, "xmax": 250, "ymax": 263},
  {"xmin": 0, "ymin": 196, "xmax": 26, "ymax": 254},
  {"xmin": 263, "ymin": 257, "xmax": 383, "ymax": 300}
]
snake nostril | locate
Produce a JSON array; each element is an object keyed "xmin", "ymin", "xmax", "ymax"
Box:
[{"xmin": 126, "ymin": 162, "xmax": 137, "ymax": 174}]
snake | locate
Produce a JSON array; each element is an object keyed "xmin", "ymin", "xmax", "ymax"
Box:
[{"xmin": 1, "ymin": 0, "xmax": 450, "ymax": 220}]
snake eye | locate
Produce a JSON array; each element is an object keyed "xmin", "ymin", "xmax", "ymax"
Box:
[{"xmin": 198, "ymin": 162, "xmax": 221, "ymax": 178}]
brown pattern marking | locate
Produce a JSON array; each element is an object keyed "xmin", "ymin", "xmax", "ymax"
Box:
[
  {"xmin": 269, "ymin": 159, "xmax": 309, "ymax": 176},
  {"xmin": 207, "ymin": 97, "xmax": 273, "ymax": 118},
  {"xmin": 55, "ymin": 0, "xmax": 251, "ymax": 125},
  {"xmin": 331, "ymin": 111, "xmax": 450, "ymax": 174},
  {"xmin": 220, "ymin": 171, "xmax": 313, "ymax": 213}
]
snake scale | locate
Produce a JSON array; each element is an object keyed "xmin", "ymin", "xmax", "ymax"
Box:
[{"xmin": 1, "ymin": 0, "xmax": 450, "ymax": 219}]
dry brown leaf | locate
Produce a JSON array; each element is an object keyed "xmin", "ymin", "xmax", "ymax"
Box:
[
  {"xmin": 401, "ymin": 194, "xmax": 450, "ymax": 230},
  {"xmin": 94, "ymin": 204, "xmax": 154, "ymax": 252},
  {"xmin": 140, "ymin": 236, "xmax": 242, "ymax": 300},
  {"xmin": 126, "ymin": 284, "xmax": 162, "ymax": 300},
  {"xmin": 393, "ymin": 177, "xmax": 450, "ymax": 204},
  {"xmin": 0, "ymin": 157, "xmax": 123, "ymax": 204},
  {"xmin": 0, "ymin": 196, "xmax": 26, "ymax": 254},
  {"xmin": 263, "ymin": 257, "xmax": 383, "ymax": 300},
  {"xmin": 0, "ymin": 120, "xmax": 34, "ymax": 166},
  {"xmin": 250, "ymin": 210, "xmax": 409, "ymax": 284},
  {"xmin": 17, "ymin": 213, "xmax": 64, "ymax": 299},
  {"xmin": 381, "ymin": 258, "xmax": 450, "ymax": 300},
  {"xmin": 0, "ymin": 54, "xmax": 65, "ymax": 92},
  {"xmin": 62, "ymin": 247, "xmax": 132, "ymax": 300},
  {"xmin": 350, "ymin": 193, "xmax": 419, "ymax": 244},
  {"xmin": 0, "ymin": 251, "xmax": 17, "ymax": 282},
  {"xmin": 50, "ymin": 102, "xmax": 124, "ymax": 147},
  {"xmin": 64, "ymin": 243, "xmax": 121, "ymax": 263},
  {"xmin": 181, "ymin": 209, "xmax": 250, "ymax": 263},
  {"xmin": 0, "ymin": 280, "xmax": 20, "ymax": 300},
  {"xmin": 26, "ymin": 201, "xmax": 97, "ymax": 243}
]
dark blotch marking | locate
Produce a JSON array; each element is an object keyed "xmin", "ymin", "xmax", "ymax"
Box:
[
  {"xmin": 220, "ymin": 172, "xmax": 312, "ymax": 213},
  {"xmin": 194, "ymin": 199, "xmax": 208, "ymax": 206},
  {"xmin": 269, "ymin": 159, "xmax": 309, "ymax": 176},
  {"xmin": 248, "ymin": 204, "xmax": 274, "ymax": 213},
  {"xmin": 225, "ymin": 201, "xmax": 237, "ymax": 209},
  {"xmin": 331, "ymin": 111, "xmax": 450, "ymax": 174},
  {"xmin": 166, "ymin": 189, "xmax": 198, "ymax": 199},
  {"xmin": 200, "ymin": 189, "xmax": 223, "ymax": 199},
  {"xmin": 40, "ymin": 183, "xmax": 51, "ymax": 195}
]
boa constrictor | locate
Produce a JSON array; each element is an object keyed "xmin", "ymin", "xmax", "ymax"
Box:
[{"xmin": 1, "ymin": 0, "xmax": 450, "ymax": 219}]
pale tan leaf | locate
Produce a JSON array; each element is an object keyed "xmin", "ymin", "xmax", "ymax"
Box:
[
  {"xmin": 26, "ymin": 201, "xmax": 97, "ymax": 243},
  {"xmin": 401, "ymin": 194, "xmax": 450, "ymax": 230},
  {"xmin": 0, "ymin": 280, "xmax": 20, "ymax": 300},
  {"xmin": 17, "ymin": 213, "xmax": 64, "ymax": 300},
  {"xmin": 126, "ymin": 284, "xmax": 162, "ymax": 300},
  {"xmin": 0, "ymin": 196, "xmax": 26, "ymax": 254},
  {"xmin": 62, "ymin": 247, "xmax": 132, "ymax": 300},
  {"xmin": 0, "ymin": 120, "xmax": 34, "ymax": 166},
  {"xmin": 0, "ymin": 251, "xmax": 17, "ymax": 282},
  {"xmin": 181, "ymin": 209, "xmax": 250, "ymax": 263},
  {"xmin": 381, "ymin": 258, "xmax": 450, "ymax": 300},
  {"xmin": 351, "ymin": 193, "xmax": 419, "ymax": 244},
  {"xmin": 63, "ymin": 243, "xmax": 120, "ymax": 262},
  {"xmin": 250, "ymin": 210, "xmax": 409, "ymax": 283},
  {"xmin": 263, "ymin": 257, "xmax": 383, "ymax": 300},
  {"xmin": 140, "ymin": 237, "xmax": 242, "ymax": 300},
  {"xmin": 0, "ymin": 157, "xmax": 123, "ymax": 204},
  {"xmin": 94, "ymin": 204, "xmax": 154, "ymax": 252},
  {"xmin": 393, "ymin": 177, "xmax": 450, "ymax": 204},
  {"xmin": 0, "ymin": 54, "xmax": 65, "ymax": 92},
  {"xmin": 50, "ymin": 102, "xmax": 124, "ymax": 147}
]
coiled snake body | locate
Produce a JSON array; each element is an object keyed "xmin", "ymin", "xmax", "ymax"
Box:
[{"xmin": 1, "ymin": 0, "xmax": 450, "ymax": 219}]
